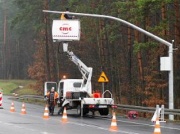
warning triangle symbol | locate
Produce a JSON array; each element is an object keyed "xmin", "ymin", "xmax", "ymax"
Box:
[{"xmin": 98, "ymin": 71, "xmax": 109, "ymax": 83}]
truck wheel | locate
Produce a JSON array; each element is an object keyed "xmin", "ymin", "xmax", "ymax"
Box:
[
  {"xmin": 99, "ymin": 108, "xmax": 109, "ymax": 116},
  {"xmin": 83, "ymin": 108, "xmax": 89, "ymax": 115},
  {"xmin": 77, "ymin": 105, "xmax": 89, "ymax": 116}
]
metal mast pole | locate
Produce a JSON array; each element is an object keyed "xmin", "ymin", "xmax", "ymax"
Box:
[{"xmin": 169, "ymin": 41, "xmax": 174, "ymax": 120}]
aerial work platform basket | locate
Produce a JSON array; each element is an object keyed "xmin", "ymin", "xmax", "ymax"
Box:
[{"xmin": 52, "ymin": 20, "xmax": 81, "ymax": 42}]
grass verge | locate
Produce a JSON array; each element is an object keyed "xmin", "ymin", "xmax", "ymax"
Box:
[
  {"xmin": 0, "ymin": 79, "xmax": 38, "ymax": 95},
  {"xmin": 0, "ymin": 79, "xmax": 46, "ymax": 106}
]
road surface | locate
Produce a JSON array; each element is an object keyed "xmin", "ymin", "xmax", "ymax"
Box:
[{"xmin": 0, "ymin": 96, "xmax": 180, "ymax": 134}]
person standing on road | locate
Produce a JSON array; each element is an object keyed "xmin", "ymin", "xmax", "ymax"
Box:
[{"xmin": 46, "ymin": 87, "xmax": 59, "ymax": 115}]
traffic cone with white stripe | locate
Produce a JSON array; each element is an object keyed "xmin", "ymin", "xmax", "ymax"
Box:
[
  {"xmin": 21, "ymin": 102, "xmax": 27, "ymax": 115},
  {"xmin": 10, "ymin": 101, "xmax": 15, "ymax": 112},
  {"xmin": 153, "ymin": 117, "xmax": 161, "ymax": 134},
  {"xmin": 61, "ymin": 107, "xmax": 68, "ymax": 123},
  {"xmin": 43, "ymin": 105, "xmax": 49, "ymax": 119},
  {"xmin": 109, "ymin": 111, "xmax": 118, "ymax": 131}
]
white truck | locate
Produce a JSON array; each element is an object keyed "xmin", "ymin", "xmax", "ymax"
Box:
[{"xmin": 44, "ymin": 43, "xmax": 114, "ymax": 116}]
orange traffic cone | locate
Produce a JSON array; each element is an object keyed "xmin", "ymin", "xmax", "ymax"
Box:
[
  {"xmin": 10, "ymin": 101, "xmax": 15, "ymax": 112},
  {"xmin": 61, "ymin": 107, "xmax": 68, "ymax": 123},
  {"xmin": 109, "ymin": 111, "xmax": 118, "ymax": 131},
  {"xmin": 153, "ymin": 117, "xmax": 161, "ymax": 134},
  {"xmin": 21, "ymin": 102, "xmax": 27, "ymax": 115},
  {"xmin": 43, "ymin": 105, "xmax": 49, "ymax": 119}
]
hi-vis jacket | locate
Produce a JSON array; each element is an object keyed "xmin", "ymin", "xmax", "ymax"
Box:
[
  {"xmin": 60, "ymin": 12, "xmax": 73, "ymax": 20},
  {"xmin": 47, "ymin": 91, "xmax": 59, "ymax": 105},
  {"xmin": 60, "ymin": 13, "xmax": 66, "ymax": 20}
]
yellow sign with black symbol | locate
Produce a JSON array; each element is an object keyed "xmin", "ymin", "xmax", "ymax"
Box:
[{"xmin": 98, "ymin": 71, "xmax": 109, "ymax": 83}]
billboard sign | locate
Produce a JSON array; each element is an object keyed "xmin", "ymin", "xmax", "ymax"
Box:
[{"xmin": 52, "ymin": 20, "xmax": 80, "ymax": 42}]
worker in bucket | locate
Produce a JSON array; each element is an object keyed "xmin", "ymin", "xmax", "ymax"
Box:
[
  {"xmin": 46, "ymin": 87, "xmax": 59, "ymax": 115},
  {"xmin": 60, "ymin": 7, "xmax": 75, "ymax": 20}
]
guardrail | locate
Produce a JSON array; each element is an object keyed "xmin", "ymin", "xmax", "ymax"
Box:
[
  {"xmin": 164, "ymin": 108, "xmax": 180, "ymax": 115},
  {"xmin": 117, "ymin": 104, "xmax": 156, "ymax": 113},
  {"xmin": 17, "ymin": 95, "xmax": 180, "ymax": 116},
  {"xmin": 18, "ymin": 95, "xmax": 44, "ymax": 101},
  {"xmin": 117, "ymin": 104, "xmax": 180, "ymax": 116}
]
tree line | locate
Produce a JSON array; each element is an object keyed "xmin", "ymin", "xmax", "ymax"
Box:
[{"xmin": 0, "ymin": 0, "xmax": 179, "ymax": 110}]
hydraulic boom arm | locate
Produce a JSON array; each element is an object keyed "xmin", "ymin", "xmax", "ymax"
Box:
[{"xmin": 63, "ymin": 43, "xmax": 93, "ymax": 93}]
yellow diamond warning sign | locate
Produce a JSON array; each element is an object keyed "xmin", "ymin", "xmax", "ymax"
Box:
[{"xmin": 98, "ymin": 71, "xmax": 109, "ymax": 83}]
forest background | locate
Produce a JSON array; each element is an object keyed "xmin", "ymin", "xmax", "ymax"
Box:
[{"xmin": 0, "ymin": 0, "xmax": 180, "ymax": 109}]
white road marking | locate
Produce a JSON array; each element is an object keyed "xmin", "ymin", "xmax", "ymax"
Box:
[
  {"xmin": 115, "ymin": 119, "xmax": 180, "ymax": 131},
  {"xmin": 67, "ymin": 121, "xmax": 139, "ymax": 134},
  {"xmin": 41, "ymin": 132, "xmax": 55, "ymax": 134}
]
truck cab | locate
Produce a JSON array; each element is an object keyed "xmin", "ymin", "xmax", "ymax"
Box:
[{"xmin": 58, "ymin": 79, "xmax": 92, "ymax": 98}]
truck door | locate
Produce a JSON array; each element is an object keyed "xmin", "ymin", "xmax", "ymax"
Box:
[{"xmin": 58, "ymin": 82, "xmax": 64, "ymax": 98}]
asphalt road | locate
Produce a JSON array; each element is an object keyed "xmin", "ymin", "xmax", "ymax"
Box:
[{"xmin": 0, "ymin": 96, "xmax": 180, "ymax": 134}]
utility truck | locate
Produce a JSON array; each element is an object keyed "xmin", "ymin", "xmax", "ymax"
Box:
[{"xmin": 44, "ymin": 20, "xmax": 114, "ymax": 116}]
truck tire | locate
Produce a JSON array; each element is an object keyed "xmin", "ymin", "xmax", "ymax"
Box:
[
  {"xmin": 99, "ymin": 108, "xmax": 109, "ymax": 116},
  {"xmin": 83, "ymin": 108, "xmax": 89, "ymax": 115}
]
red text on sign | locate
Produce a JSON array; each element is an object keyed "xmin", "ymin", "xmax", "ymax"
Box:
[{"xmin": 59, "ymin": 24, "xmax": 72, "ymax": 34}]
